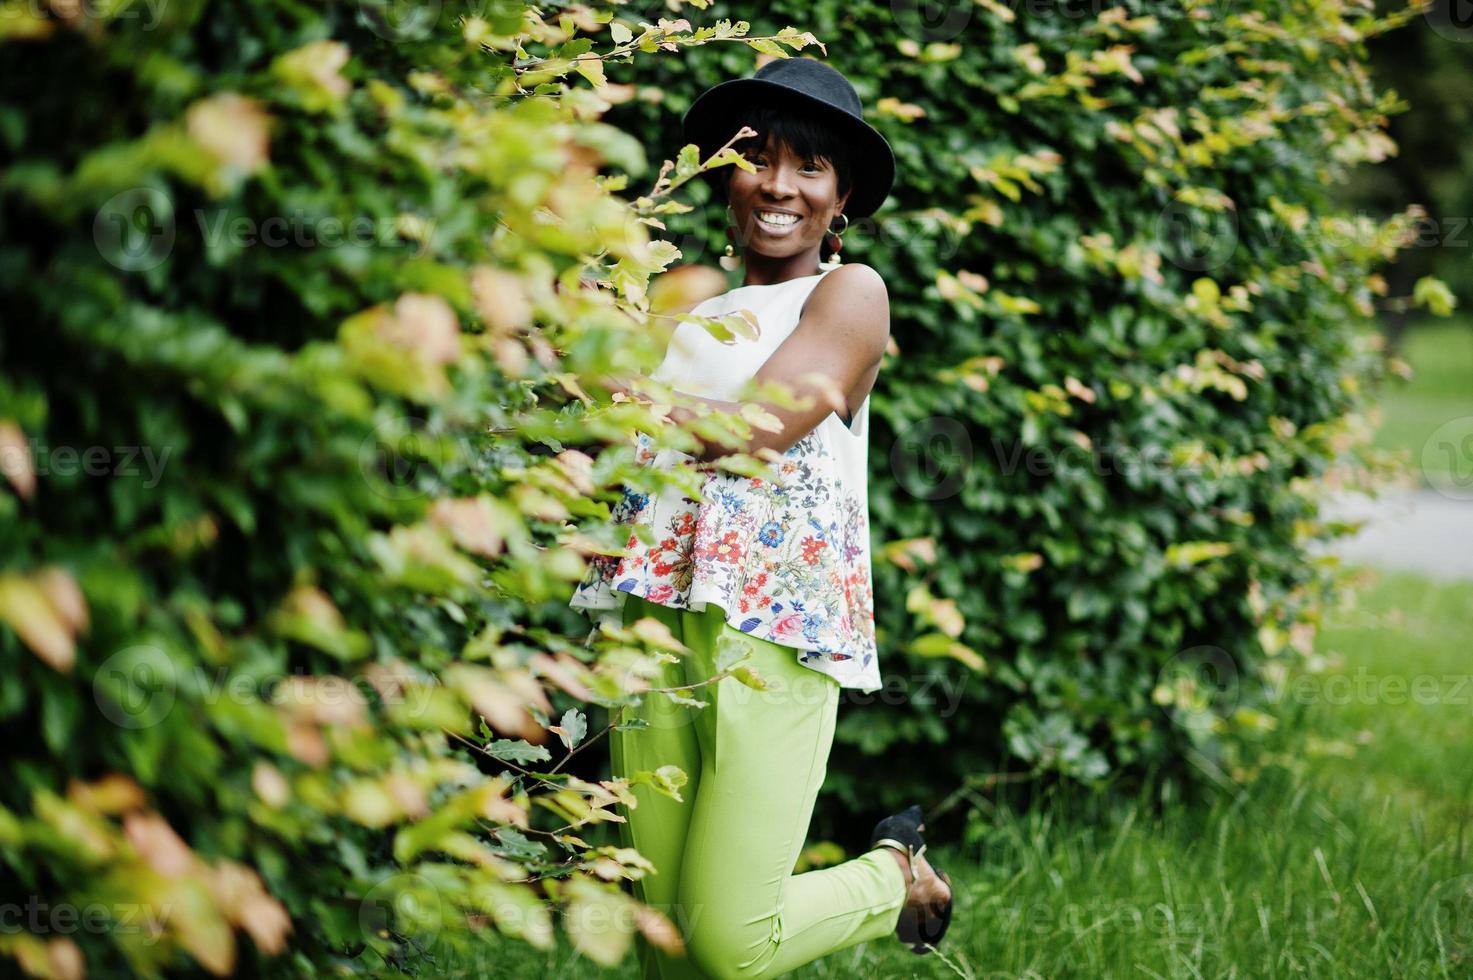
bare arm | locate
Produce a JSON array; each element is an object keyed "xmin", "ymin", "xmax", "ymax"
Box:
[{"xmin": 668, "ymin": 264, "xmax": 891, "ymax": 463}]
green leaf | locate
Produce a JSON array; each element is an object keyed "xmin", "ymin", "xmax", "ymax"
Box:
[
  {"xmin": 1413, "ymin": 276, "xmax": 1457, "ymax": 317},
  {"xmin": 633, "ymin": 764, "xmax": 688, "ymax": 803},
  {"xmin": 553, "ymin": 707, "xmax": 588, "ymax": 750},
  {"xmin": 486, "ymin": 739, "xmax": 553, "ymax": 765}
]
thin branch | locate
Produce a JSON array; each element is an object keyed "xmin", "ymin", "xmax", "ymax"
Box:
[
  {"xmin": 513, "ymin": 31, "xmax": 816, "ymax": 72},
  {"xmin": 547, "ymin": 718, "xmax": 620, "ymax": 774}
]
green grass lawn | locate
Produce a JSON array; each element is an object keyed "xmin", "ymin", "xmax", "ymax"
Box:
[
  {"xmin": 428, "ymin": 568, "xmax": 1472, "ymax": 979},
  {"xmin": 1373, "ymin": 317, "xmax": 1473, "ymax": 483}
]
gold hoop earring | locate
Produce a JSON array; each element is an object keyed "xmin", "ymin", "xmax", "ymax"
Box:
[
  {"xmin": 721, "ymin": 204, "xmax": 742, "ymax": 271},
  {"xmin": 822, "ymin": 212, "xmax": 849, "ymax": 268}
]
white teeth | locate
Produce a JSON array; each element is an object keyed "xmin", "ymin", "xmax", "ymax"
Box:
[{"xmin": 757, "ymin": 211, "xmax": 799, "ymax": 227}]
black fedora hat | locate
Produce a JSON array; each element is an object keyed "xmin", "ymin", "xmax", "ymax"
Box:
[{"xmin": 681, "ymin": 58, "xmax": 895, "ymax": 219}]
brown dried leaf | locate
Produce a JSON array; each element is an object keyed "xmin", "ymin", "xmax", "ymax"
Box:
[
  {"xmin": 1063, "ymin": 376, "xmax": 1097, "ymax": 404},
  {"xmin": 67, "ymin": 774, "xmax": 145, "ymax": 815},
  {"xmin": 251, "ymin": 763, "xmax": 290, "ymax": 808},
  {"xmin": 386, "ymin": 771, "xmax": 428, "ymax": 820},
  {"xmin": 0, "ymin": 420, "xmax": 36, "ymax": 500},
  {"xmin": 284, "ymin": 719, "xmax": 329, "ymax": 767},
  {"xmin": 528, "ymin": 651, "xmax": 596, "ymax": 702},
  {"xmin": 273, "ymin": 675, "xmax": 366, "ymax": 727},
  {"xmin": 633, "ymin": 903, "xmax": 684, "ymax": 953},
  {"xmin": 123, "ymin": 812, "xmax": 196, "ymax": 878},
  {"xmin": 185, "ymin": 93, "xmax": 270, "ymax": 173},
  {"xmin": 648, "ymin": 264, "xmax": 727, "ymax": 314},
  {"xmin": 47, "ymin": 937, "xmax": 85, "ymax": 980},
  {"xmin": 450, "ymin": 666, "xmax": 549, "ymax": 743},
  {"xmin": 554, "ymin": 449, "xmax": 596, "ymax": 496},
  {"xmin": 471, "ymin": 266, "xmax": 532, "ymax": 334},
  {"xmin": 428, "ymin": 497, "xmax": 504, "ymax": 558},
  {"xmin": 382, "ymin": 293, "xmax": 461, "ymax": 365},
  {"xmin": 209, "ymin": 860, "xmax": 293, "ymax": 955}
]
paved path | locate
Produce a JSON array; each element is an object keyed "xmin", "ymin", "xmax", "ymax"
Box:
[{"xmin": 1321, "ymin": 488, "xmax": 1473, "ymax": 581}]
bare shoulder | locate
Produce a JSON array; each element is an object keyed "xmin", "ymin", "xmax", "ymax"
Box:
[
  {"xmin": 813, "ymin": 262, "xmax": 889, "ymax": 306},
  {"xmin": 795, "ymin": 263, "xmax": 890, "ymax": 367},
  {"xmin": 804, "ymin": 264, "xmax": 889, "ymax": 329}
]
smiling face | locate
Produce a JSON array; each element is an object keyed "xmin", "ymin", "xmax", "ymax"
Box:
[
  {"xmin": 720, "ymin": 104, "xmax": 855, "ymax": 276},
  {"xmin": 728, "ymin": 136, "xmax": 849, "ymax": 259}
]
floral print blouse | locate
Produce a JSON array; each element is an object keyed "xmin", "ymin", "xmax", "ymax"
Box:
[{"xmin": 569, "ymin": 269, "xmax": 882, "ymax": 693}]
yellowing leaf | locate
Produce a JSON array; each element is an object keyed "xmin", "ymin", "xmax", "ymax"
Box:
[
  {"xmin": 0, "ymin": 572, "xmax": 78, "ymax": 672},
  {"xmin": 272, "ymin": 39, "xmax": 351, "ymax": 113},
  {"xmin": 633, "ymin": 764, "xmax": 687, "ymax": 803},
  {"xmin": 563, "ymin": 880, "xmax": 636, "ymax": 966},
  {"xmin": 252, "ymin": 763, "xmax": 290, "ymax": 808},
  {"xmin": 1063, "ymin": 376, "xmax": 1096, "ymax": 403},
  {"xmin": 876, "ymin": 97, "xmax": 926, "ymax": 122},
  {"xmin": 881, "ymin": 537, "xmax": 937, "ymax": 573},
  {"xmin": 1001, "ymin": 552, "xmax": 1044, "ymax": 574},
  {"xmin": 1165, "ymin": 540, "xmax": 1234, "ymax": 568},
  {"xmin": 0, "ymin": 420, "xmax": 35, "ymax": 500},
  {"xmin": 739, "ymin": 402, "xmax": 784, "ymax": 434},
  {"xmin": 429, "ymin": 496, "xmax": 505, "ymax": 558},
  {"xmin": 911, "ymin": 632, "xmax": 986, "ymax": 671},
  {"xmin": 574, "ymin": 56, "xmax": 606, "ymax": 88}
]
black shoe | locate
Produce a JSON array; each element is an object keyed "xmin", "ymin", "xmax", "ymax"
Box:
[{"xmin": 869, "ymin": 804, "xmax": 955, "ymax": 954}]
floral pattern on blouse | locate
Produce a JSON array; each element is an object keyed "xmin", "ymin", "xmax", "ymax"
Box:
[{"xmin": 570, "ymin": 429, "xmax": 880, "ymax": 691}]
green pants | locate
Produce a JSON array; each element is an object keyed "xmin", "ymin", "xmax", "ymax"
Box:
[{"xmin": 609, "ymin": 595, "xmax": 908, "ymax": 980}]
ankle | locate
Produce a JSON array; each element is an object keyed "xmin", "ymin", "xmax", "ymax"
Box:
[{"xmin": 881, "ymin": 845, "xmax": 913, "ymax": 889}]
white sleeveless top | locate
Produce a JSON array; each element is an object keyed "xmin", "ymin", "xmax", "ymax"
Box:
[{"xmin": 570, "ymin": 266, "xmax": 882, "ymax": 693}]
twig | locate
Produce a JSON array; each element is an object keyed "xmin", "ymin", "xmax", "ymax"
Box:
[{"xmin": 513, "ymin": 31, "xmax": 818, "ymax": 72}]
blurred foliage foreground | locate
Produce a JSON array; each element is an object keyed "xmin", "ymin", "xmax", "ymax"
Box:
[{"xmin": 0, "ymin": 0, "xmax": 1455, "ymax": 976}]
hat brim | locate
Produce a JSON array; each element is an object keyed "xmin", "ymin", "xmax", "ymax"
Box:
[{"xmin": 681, "ymin": 77, "xmax": 895, "ymax": 219}]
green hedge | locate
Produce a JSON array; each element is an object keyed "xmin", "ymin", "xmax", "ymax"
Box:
[
  {"xmin": 596, "ymin": 0, "xmax": 1446, "ymax": 825},
  {"xmin": 0, "ymin": 2, "xmax": 818, "ymax": 975}
]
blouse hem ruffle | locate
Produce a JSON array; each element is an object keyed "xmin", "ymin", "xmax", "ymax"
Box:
[{"xmin": 571, "ymin": 583, "xmax": 883, "ymax": 695}]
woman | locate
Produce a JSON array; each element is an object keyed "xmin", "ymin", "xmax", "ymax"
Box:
[{"xmin": 570, "ymin": 58, "xmax": 954, "ymax": 979}]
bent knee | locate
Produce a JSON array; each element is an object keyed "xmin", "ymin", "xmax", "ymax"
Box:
[{"xmin": 683, "ymin": 909, "xmax": 778, "ymax": 980}]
